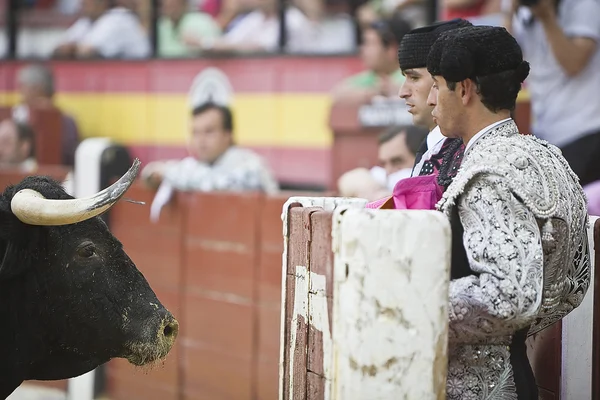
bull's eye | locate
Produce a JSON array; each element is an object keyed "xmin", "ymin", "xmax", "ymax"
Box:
[{"xmin": 77, "ymin": 242, "xmax": 97, "ymax": 258}]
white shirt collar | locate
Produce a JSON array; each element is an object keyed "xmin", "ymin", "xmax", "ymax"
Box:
[
  {"xmin": 464, "ymin": 118, "xmax": 512, "ymax": 154},
  {"xmin": 427, "ymin": 125, "xmax": 445, "ymax": 150}
]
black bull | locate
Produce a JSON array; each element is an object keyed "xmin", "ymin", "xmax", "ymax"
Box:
[{"xmin": 0, "ymin": 160, "xmax": 178, "ymax": 398}]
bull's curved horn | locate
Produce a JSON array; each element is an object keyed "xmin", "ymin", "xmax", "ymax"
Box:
[{"xmin": 11, "ymin": 158, "xmax": 141, "ymax": 226}]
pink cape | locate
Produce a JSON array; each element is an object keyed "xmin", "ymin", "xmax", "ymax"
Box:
[{"xmin": 365, "ymin": 174, "xmax": 443, "ymax": 210}]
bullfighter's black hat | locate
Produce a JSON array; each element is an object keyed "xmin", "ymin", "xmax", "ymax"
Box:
[
  {"xmin": 397, "ymin": 18, "xmax": 473, "ymax": 71},
  {"xmin": 426, "ymin": 25, "xmax": 530, "ymax": 83}
]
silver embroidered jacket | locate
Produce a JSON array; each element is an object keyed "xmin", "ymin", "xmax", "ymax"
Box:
[{"xmin": 436, "ymin": 120, "xmax": 590, "ymax": 399}]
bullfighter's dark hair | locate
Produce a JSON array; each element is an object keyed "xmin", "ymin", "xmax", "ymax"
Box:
[
  {"xmin": 192, "ymin": 102, "xmax": 234, "ymax": 133},
  {"xmin": 378, "ymin": 124, "xmax": 428, "ymax": 156},
  {"xmin": 427, "ymin": 25, "xmax": 530, "ymax": 113}
]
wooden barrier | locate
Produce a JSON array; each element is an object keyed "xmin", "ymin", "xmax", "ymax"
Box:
[
  {"xmin": 279, "ymin": 197, "xmax": 367, "ymax": 399},
  {"xmin": 105, "ymin": 186, "xmax": 185, "ymax": 400},
  {"xmin": 0, "ymin": 106, "xmax": 64, "ymax": 165},
  {"xmin": 99, "ymin": 184, "xmax": 316, "ymax": 400},
  {"xmin": 0, "ymin": 165, "xmax": 70, "ymax": 190},
  {"xmin": 280, "ymin": 199, "xmax": 453, "ymax": 399},
  {"xmin": 328, "ymin": 101, "xmax": 382, "ymax": 191},
  {"xmin": 281, "ymin": 198, "xmax": 600, "ymax": 400}
]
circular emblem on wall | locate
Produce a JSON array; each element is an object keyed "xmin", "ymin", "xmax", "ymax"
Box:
[{"xmin": 188, "ymin": 67, "xmax": 234, "ymax": 108}]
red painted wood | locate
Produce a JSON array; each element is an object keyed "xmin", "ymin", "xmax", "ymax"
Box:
[{"xmin": 0, "ymin": 57, "xmax": 364, "ymax": 93}]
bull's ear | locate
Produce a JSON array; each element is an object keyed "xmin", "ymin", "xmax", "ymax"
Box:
[{"xmin": 0, "ymin": 196, "xmax": 46, "ymax": 280}]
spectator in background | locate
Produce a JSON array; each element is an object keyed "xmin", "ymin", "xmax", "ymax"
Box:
[
  {"xmin": 331, "ymin": 14, "xmax": 412, "ymax": 104},
  {"xmin": 199, "ymin": 0, "xmax": 319, "ymax": 53},
  {"xmin": 504, "ymin": 0, "xmax": 600, "ymax": 187},
  {"xmin": 52, "ymin": 0, "xmax": 150, "ymax": 59},
  {"xmin": 158, "ymin": 0, "xmax": 222, "ymax": 57},
  {"xmin": 441, "ymin": 0, "xmax": 501, "ymax": 20},
  {"xmin": 12, "ymin": 64, "xmax": 80, "ymax": 167},
  {"xmin": 357, "ymin": 0, "xmax": 427, "ymax": 31},
  {"xmin": 142, "ymin": 101, "xmax": 278, "ymax": 192},
  {"xmin": 56, "ymin": 0, "xmax": 82, "ymax": 14},
  {"xmin": 337, "ymin": 124, "xmax": 427, "ymax": 201},
  {"xmin": 0, "ymin": 119, "xmax": 37, "ymax": 172},
  {"xmin": 142, "ymin": 102, "xmax": 278, "ymax": 221}
]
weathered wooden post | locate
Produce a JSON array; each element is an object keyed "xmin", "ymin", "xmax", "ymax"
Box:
[
  {"xmin": 279, "ymin": 197, "xmax": 452, "ymax": 400},
  {"xmin": 279, "ymin": 197, "xmax": 367, "ymax": 400}
]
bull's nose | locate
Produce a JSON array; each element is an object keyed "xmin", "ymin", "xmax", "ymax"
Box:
[
  {"xmin": 160, "ymin": 314, "xmax": 179, "ymax": 344},
  {"xmin": 162, "ymin": 317, "xmax": 179, "ymax": 340}
]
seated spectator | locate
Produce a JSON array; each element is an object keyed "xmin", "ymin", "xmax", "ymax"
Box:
[
  {"xmin": 142, "ymin": 102, "xmax": 278, "ymax": 221},
  {"xmin": 142, "ymin": 102, "xmax": 278, "ymax": 193},
  {"xmin": 337, "ymin": 124, "xmax": 427, "ymax": 201},
  {"xmin": 441, "ymin": 0, "xmax": 501, "ymax": 21},
  {"xmin": 52, "ymin": 0, "xmax": 150, "ymax": 59},
  {"xmin": 12, "ymin": 63, "xmax": 80, "ymax": 167},
  {"xmin": 0, "ymin": 119, "xmax": 37, "ymax": 172},
  {"xmin": 158, "ymin": 0, "xmax": 221, "ymax": 57},
  {"xmin": 199, "ymin": 0, "xmax": 319, "ymax": 53},
  {"xmin": 331, "ymin": 14, "xmax": 412, "ymax": 105},
  {"xmin": 357, "ymin": 0, "xmax": 427, "ymax": 31}
]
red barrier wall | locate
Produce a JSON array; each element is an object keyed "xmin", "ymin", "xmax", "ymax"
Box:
[{"xmin": 102, "ymin": 184, "xmax": 301, "ymax": 400}]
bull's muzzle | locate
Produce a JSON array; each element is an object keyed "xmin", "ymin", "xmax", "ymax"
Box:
[{"xmin": 125, "ymin": 311, "xmax": 179, "ymax": 367}]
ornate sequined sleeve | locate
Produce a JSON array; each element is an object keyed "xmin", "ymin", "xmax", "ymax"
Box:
[{"xmin": 448, "ymin": 174, "xmax": 544, "ymax": 343}]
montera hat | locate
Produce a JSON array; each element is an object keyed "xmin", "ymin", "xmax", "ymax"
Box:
[
  {"xmin": 426, "ymin": 25, "xmax": 530, "ymax": 83},
  {"xmin": 397, "ymin": 18, "xmax": 473, "ymax": 71}
]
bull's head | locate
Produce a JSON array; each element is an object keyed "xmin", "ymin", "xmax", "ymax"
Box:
[{"xmin": 0, "ymin": 159, "xmax": 178, "ymax": 397}]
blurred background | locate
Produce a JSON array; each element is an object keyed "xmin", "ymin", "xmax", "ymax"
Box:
[{"xmin": 1, "ymin": 0, "xmax": 598, "ymax": 398}]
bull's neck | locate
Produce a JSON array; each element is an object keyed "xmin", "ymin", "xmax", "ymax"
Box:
[{"xmin": 0, "ymin": 278, "xmax": 47, "ymax": 397}]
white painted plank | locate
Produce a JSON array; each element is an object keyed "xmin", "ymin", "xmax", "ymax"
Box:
[{"xmin": 332, "ymin": 209, "xmax": 451, "ymax": 400}]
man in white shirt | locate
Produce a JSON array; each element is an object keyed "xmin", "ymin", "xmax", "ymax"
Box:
[
  {"xmin": 426, "ymin": 25, "xmax": 589, "ymax": 399},
  {"xmin": 199, "ymin": 0, "xmax": 318, "ymax": 53},
  {"xmin": 504, "ymin": 0, "xmax": 600, "ymax": 186},
  {"xmin": 397, "ymin": 18, "xmax": 472, "ymax": 190},
  {"xmin": 53, "ymin": 0, "xmax": 150, "ymax": 59},
  {"xmin": 141, "ymin": 102, "xmax": 279, "ymax": 221}
]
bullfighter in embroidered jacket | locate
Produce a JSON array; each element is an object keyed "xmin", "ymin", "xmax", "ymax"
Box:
[
  {"xmin": 426, "ymin": 25, "xmax": 591, "ymax": 399},
  {"xmin": 397, "ymin": 18, "xmax": 472, "ymax": 190}
]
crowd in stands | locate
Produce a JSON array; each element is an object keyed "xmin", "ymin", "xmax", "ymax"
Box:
[{"xmin": 7, "ymin": 0, "xmax": 513, "ymax": 59}]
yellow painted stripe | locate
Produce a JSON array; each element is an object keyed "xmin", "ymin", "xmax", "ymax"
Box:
[
  {"xmin": 0, "ymin": 92, "xmax": 334, "ymax": 148},
  {"xmin": 0, "ymin": 89, "xmax": 530, "ymax": 147}
]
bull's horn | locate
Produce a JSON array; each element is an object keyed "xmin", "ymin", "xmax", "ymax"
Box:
[{"xmin": 11, "ymin": 158, "xmax": 141, "ymax": 226}]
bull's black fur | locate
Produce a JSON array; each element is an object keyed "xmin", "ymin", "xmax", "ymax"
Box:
[{"xmin": 0, "ymin": 176, "xmax": 175, "ymax": 398}]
